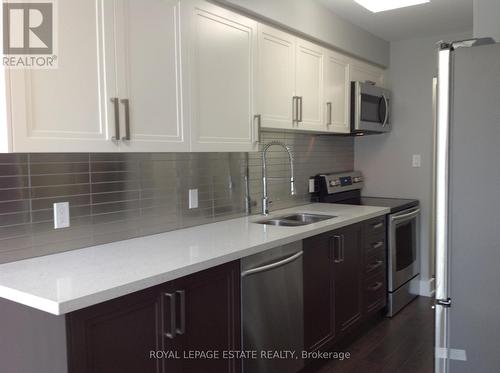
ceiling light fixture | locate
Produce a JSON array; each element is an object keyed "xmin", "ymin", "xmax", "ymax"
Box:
[{"xmin": 353, "ymin": 0, "xmax": 430, "ymax": 13}]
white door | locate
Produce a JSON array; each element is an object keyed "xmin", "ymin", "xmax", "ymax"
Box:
[
  {"xmin": 349, "ymin": 60, "xmax": 384, "ymax": 87},
  {"xmin": 295, "ymin": 38, "xmax": 325, "ymax": 132},
  {"xmin": 114, "ymin": 0, "xmax": 188, "ymax": 152},
  {"xmin": 257, "ymin": 25, "xmax": 296, "ymax": 130},
  {"xmin": 324, "ymin": 51, "xmax": 350, "ymax": 134},
  {"xmin": 7, "ymin": 0, "xmax": 119, "ymax": 152},
  {"xmin": 184, "ymin": 0, "xmax": 258, "ymax": 152}
]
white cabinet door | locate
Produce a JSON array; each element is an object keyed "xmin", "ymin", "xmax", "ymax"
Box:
[
  {"xmin": 184, "ymin": 0, "xmax": 258, "ymax": 152},
  {"xmin": 295, "ymin": 38, "xmax": 325, "ymax": 132},
  {"xmin": 114, "ymin": 0, "xmax": 188, "ymax": 152},
  {"xmin": 324, "ymin": 51, "xmax": 350, "ymax": 134},
  {"xmin": 257, "ymin": 25, "xmax": 296, "ymax": 130},
  {"xmin": 349, "ymin": 60, "xmax": 385, "ymax": 87},
  {"xmin": 7, "ymin": 0, "xmax": 119, "ymax": 152}
]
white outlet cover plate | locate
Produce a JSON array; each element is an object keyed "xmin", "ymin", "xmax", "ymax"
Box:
[
  {"xmin": 53, "ymin": 202, "xmax": 70, "ymax": 229},
  {"xmin": 188, "ymin": 189, "xmax": 198, "ymax": 209},
  {"xmin": 412, "ymin": 154, "xmax": 421, "ymax": 168}
]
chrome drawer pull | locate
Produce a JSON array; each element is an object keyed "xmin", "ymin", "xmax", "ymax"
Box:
[
  {"xmin": 371, "ymin": 241, "xmax": 384, "ymax": 250},
  {"xmin": 366, "ymin": 260, "xmax": 383, "ymax": 273},
  {"xmin": 371, "ymin": 222, "xmax": 384, "ymax": 230},
  {"xmin": 367, "ymin": 282, "xmax": 383, "ymax": 292}
]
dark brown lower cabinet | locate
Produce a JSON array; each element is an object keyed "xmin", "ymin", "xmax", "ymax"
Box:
[
  {"xmin": 66, "ymin": 261, "xmax": 241, "ymax": 373},
  {"xmin": 304, "ymin": 220, "xmax": 387, "ymax": 354}
]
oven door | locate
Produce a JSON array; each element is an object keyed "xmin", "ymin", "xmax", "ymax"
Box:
[
  {"xmin": 388, "ymin": 207, "xmax": 420, "ymax": 291},
  {"xmin": 352, "ymin": 82, "xmax": 391, "ymax": 133}
]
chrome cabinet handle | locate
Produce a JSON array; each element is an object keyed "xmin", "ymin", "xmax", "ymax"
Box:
[
  {"xmin": 371, "ymin": 222, "xmax": 384, "ymax": 230},
  {"xmin": 120, "ymin": 99, "xmax": 131, "ymax": 141},
  {"xmin": 366, "ymin": 260, "xmax": 383, "ymax": 273},
  {"xmin": 163, "ymin": 292, "xmax": 176, "ymax": 339},
  {"xmin": 298, "ymin": 96, "xmax": 303, "ymax": 123},
  {"xmin": 367, "ymin": 282, "xmax": 383, "ymax": 292},
  {"xmin": 326, "ymin": 102, "xmax": 332, "ymax": 125},
  {"xmin": 292, "ymin": 96, "xmax": 298, "ymax": 124},
  {"xmin": 175, "ymin": 290, "xmax": 186, "ymax": 336},
  {"xmin": 253, "ymin": 114, "xmax": 262, "ymax": 144},
  {"xmin": 241, "ymin": 251, "xmax": 303, "ymax": 277},
  {"xmin": 340, "ymin": 234, "xmax": 345, "ymax": 262},
  {"xmin": 332, "ymin": 235, "xmax": 342, "ymax": 263},
  {"xmin": 371, "ymin": 241, "xmax": 384, "ymax": 250},
  {"xmin": 110, "ymin": 97, "xmax": 120, "ymax": 142}
]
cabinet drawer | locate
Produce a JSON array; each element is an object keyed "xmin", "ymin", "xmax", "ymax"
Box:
[
  {"xmin": 364, "ymin": 248, "xmax": 385, "ymax": 276},
  {"xmin": 364, "ymin": 271, "xmax": 386, "ymax": 315},
  {"xmin": 363, "ymin": 216, "xmax": 386, "ymax": 237}
]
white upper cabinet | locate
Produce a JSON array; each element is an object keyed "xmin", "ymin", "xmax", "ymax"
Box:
[
  {"xmin": 295, "ymin": 38, "xmax": 325, "ymax": 132},
  {"xmin": 324, "ymin": 50, "xmax": 350, "ymax": 134},
  {"xmin": 7, "ymin": 0, "xmax": 118, "ymax": 152},
  {"xmin": 257, "ymin": 25, "xmax": 296, "ymax": 130},
  {"xmin": 349, "ymin": 60, "xmax": 385, "ymax": 87},
  {"xmin": 183, "ymin": 0, "xmax": 258, "ymax": 152},
  {"xmin": 114, "ymin": 0, "xmax": 188, "ymax": 152}
]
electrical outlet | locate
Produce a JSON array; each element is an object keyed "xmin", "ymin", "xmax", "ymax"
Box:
[
  {"xmin": 53, "ymin": 202, "xmax": 70, "ymax": 229},
  {"xmin": 308, "ymin": 178, "xmax": 316, "ymax": 193},
  {"xmin": 188, "ymin": 189, "xmax": 198, "ymax": 209},
  {"xmin": 412, "ymin": 154, "xmax": 421, "ymax": 168}
]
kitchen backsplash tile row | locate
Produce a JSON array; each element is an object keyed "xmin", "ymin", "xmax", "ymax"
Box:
[{"xmin": 0, "ymin": 131, "xmax": 353, "ymax": 263}]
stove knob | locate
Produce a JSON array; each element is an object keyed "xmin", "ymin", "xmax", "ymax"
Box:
[
  {"xmin": 329, "ymin": 180, "xmax": 340, "ymax": 187},
  {"xmin": 353, "ymin": 176, "xmax": 363, "ymax": 183}
]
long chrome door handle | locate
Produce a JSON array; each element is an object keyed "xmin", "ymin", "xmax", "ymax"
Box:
[
  {"xmin": 110, "ymin": 97, "xmax": 120, "ymax": 142},
  {"xmin": 175, "ymin": 290, "xmax": 186, "ymax": 335},
  {"xmin": 253, "ymin": 114, "xmax": 262, "ymax": 144},
  {"xmin": 163, "ymin": 292, "xmax": 176, "ymax": 339},
  {"xmin": 120, "ymin": 99, "xmax": 131, "ymax": 141},
  {"xmin": 326, "ymin": 102, "xmax": 332, "ymax": 125},
  {"xmin": 241, "ymin": 251, "xmax": 303, "ymax": 277}
]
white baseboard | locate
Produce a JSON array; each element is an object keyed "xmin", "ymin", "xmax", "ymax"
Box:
[{"xmin": 420, "ymin": 277, "xmax": 436, "ymax": 297}]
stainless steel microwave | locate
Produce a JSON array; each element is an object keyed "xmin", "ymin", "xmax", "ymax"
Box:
[{"xmin": 351, "ymin": 81, "xmax": 391, "ymax": 134}]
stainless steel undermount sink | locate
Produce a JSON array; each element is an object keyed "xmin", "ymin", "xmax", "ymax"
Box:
[{"xmin": 256, "ymin": 213, "xmax": 337, "ymax": 227}]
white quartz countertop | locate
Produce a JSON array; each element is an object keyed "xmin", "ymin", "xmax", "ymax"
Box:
[{"xmin": 0, "ymin": 203, "xmax": 389, "ymax": 315}]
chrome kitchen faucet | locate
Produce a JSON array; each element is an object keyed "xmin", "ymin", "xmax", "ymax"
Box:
[{"xmin": 261, "ymin": 141, "xmax": 295, "ymax": 215}]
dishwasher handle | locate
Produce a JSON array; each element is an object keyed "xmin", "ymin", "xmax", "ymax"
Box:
[{"xmin": 241, "ymin": 251, "xmax": 303, "ymax": 277}]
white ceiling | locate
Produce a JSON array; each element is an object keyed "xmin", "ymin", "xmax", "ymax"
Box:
[{"xmin": 318, "ymin": 0, "xmax": 473, "ymax": 41}]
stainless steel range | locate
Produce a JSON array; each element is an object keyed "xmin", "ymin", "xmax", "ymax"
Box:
[{"xmin": 314, "ymin": 171, "xmax": 420, "ymax": 316}]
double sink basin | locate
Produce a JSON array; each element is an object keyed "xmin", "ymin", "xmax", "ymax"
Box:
[{"xmin": 256, "ymin": 213, "xmax": 337, "ymax": 227}]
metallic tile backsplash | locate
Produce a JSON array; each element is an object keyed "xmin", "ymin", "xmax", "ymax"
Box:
[{"xmin": 0, "ymin": 131, "xmax": 353, "ymax": 263}]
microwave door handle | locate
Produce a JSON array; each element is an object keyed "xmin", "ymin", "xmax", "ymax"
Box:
[{"xmin": 382, "ymin": 94, "xmax": 389, "ymax": 126}]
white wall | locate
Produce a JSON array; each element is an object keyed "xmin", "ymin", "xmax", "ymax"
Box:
[
  {"xmin": 214, "ymin": 0, "xmax": 390, "ymax": 67},
  {"xmin": 474, "ymin": 0, "xmax": 500, "ymax": 41},
  {"xmin": 354, "ymin": 31, "xmax": 472, "ymax": 296}
]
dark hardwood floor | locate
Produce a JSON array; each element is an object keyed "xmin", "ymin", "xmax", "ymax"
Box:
[{"xmin": 316, "ymin": 296, "xmax": 435, "ymax": 373}]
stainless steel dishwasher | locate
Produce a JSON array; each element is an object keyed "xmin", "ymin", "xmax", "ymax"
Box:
[{"xmin": 241, "ymin": 241, "xmax": 304, "ymax": 373}]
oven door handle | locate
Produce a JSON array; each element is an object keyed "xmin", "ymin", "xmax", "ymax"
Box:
[{"xmin": 390, "ymin": 208, "xmax": 420, "ymax": 222}]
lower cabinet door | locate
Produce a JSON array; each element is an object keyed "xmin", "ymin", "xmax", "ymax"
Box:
[
  {"xmin": 66, "ymin": 283, "xmax": 170, "ymax": 373},
  {"xmin": 334, "ymin": 224, "xmax": 363, "ymax": 335},
  {"xmin": 303, "ymin": 232, "xmax": 336, "ymax": 352},
  {"xmin": 172, "ymin": 261, "xmax": 241, "ymax": 373}
]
